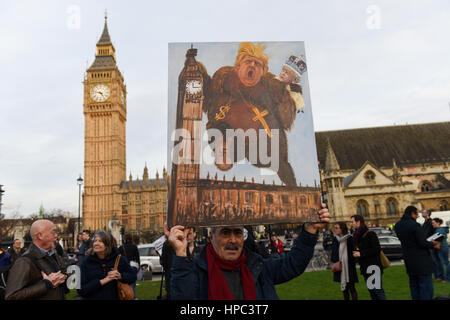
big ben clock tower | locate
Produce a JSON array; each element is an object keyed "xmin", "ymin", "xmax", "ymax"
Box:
[
  {"xmin": 83, "ymin": 16, "xmax": 127, "ymax": 231},
  {"xmin": 168, "ymin": 46, "xmax": 205, "ymax": 227}
]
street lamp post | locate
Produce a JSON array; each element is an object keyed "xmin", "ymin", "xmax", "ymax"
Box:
[
  {"xmin": 77, "ymin": 175, "xmax": 83, "ymax": 234},
  {"xmin": 0, "ymin": 184, "xmax": 5, "ymax": 220}
]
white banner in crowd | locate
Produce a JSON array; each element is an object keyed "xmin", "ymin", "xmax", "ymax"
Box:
[{"xmin": 151, "ymin": 235, "xmax": 167, "ymax": 256}]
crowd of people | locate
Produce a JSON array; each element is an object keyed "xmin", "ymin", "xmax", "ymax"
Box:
[
  {"xmin": 321, "ymin": 207, "xmax": 448, "ymax": 301},
  {"xmin": 0, "ymin": 220, "xmax": 142, "ymax": 300},
  {"xmin": 0, "ymin": 204, "xmax": 330, "ymax": 300},
  {"xmin": 0, "ymin": 203, "xmax": 448, "ymax": 301}
]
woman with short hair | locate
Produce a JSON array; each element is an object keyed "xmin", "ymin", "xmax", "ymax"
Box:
[
  {"xmin": 78, "ymin": 230, "xmax": 136, "ymax": 300},
  {"xmin": 331, "ymin": 222, "xmax": 359, "ymax": 300}
]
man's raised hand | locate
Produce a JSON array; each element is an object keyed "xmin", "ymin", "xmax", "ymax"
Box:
[
  {"xmin": 304, "ymin": 203, "xmax": 331, "ymax": 234},
  {"xmin": 168, "ymin": 225, "xmax": 190, "ymax": 257}
]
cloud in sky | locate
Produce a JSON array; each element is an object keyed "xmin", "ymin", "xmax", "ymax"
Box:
[{"xmin": 0, "ymin": 0, "xmax": 449, "ymax": 217}]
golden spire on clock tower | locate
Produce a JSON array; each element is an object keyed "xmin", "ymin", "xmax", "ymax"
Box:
[{"xmin": 83, "ymin": 15, "xmax": 127, "ymax": 231}]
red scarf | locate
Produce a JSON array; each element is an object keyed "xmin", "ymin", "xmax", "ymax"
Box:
[{"xmin": 206, "ymin": 243, "xmax": 256, "ymax": 300}]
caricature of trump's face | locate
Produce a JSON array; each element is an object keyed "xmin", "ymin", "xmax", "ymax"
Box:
[{"xmin": 236, "ymin": 55, "xmax": 265, "ymax": 87}]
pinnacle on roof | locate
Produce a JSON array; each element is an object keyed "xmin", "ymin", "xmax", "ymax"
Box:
[
  {"xmin": 324, "ymin": 138, "xmax": 340, "ymax": 172},
  {"xmin": 97, "ymin": 14, "xmax": 112, "ymax": 44}
]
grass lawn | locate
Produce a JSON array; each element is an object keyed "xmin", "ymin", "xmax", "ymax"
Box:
[
  {"xmin": 276, "ymin": 265, "xmax": 449, "ymax": 300},
  {"xmin": 67, "ymin": 265, "xmax": 449, "ymax": 300}
]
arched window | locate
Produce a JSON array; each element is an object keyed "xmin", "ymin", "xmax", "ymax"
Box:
[
  {"xmin": 420, "ymin": 181, "xmax": 433, "ymax": 192},
  {"xmin": 356, "ymin": 200, "xmax": 369, "ymax": 218},
  {"xmin": 314, "ymin": 194, "xmax": 319, "ymax": 203},
  {"xmin": 364, "ymin": 171, "xmax": 376, "ymax": 184},
  {"xmin": 386, "ymin": 198, "xmax": 398, "ymax": 216},
  {"xmin": 440, "ymin": 200, "xmax": 449, "ymax": 211},
  {"xmin": 300, "ymin": 196, "xmax": 307, "ymax": 205},
  {"xmin": 281, "ymin": 195, "xmax": 290, "ymax": 205}
]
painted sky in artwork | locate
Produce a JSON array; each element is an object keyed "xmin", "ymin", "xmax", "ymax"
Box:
[{"xmin": 168, "ymin": 42, "xmax": 320, "ymax": 187}]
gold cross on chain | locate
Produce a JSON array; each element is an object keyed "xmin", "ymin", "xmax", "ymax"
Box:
[{"xmin": 252, "ymin": 107, "xmax": 272, "ymax": 138}]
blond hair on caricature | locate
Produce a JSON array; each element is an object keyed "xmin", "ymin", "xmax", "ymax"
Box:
[{"xmin": 234, "ymin": 42, "xmax": 269, "ymax": 74}]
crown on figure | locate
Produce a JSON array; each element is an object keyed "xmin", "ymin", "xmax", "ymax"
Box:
[{"xmin": 285, "ymin": 55, "xmax": 307, "ymax": 77}]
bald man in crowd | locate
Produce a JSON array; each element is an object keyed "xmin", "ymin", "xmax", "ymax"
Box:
[{"xmin": 5, "ymin": 219, "xmax": 68, "ymax": 300}]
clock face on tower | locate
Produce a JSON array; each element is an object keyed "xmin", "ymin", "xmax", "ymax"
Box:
[
  {"xmin": 91, "ymin": 84, "xmax": 111, "ymax": 102},
  {"xmin": 185, "ymin": 80, "xmax": 202, "ymax": 95}
]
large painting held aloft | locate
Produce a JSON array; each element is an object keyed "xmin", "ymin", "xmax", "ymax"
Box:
[{"xmin": 167, "ymin": 42, "xmax": 321, "ymax": 228}]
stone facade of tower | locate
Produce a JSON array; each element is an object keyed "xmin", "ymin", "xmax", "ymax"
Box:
[{"xmin": 82, "ymin": 18, "xmax": 167, "ymax": 234}]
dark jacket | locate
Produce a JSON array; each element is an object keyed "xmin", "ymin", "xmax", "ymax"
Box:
[
  {"xmin": 77, "ymin": 247, "xmax": 136, "ymax": 300},
  {"xmin": 186, "ymin": 242, "xmax": 202, "ymax": 258},
  {"xmin": 7, "ymin": 247, "xmax": 26, "ymax": 265},
  {"xmin": 160, "ymin": 240, "xmax": 175, "ymax": 295},
  {"xmin": 119, "ymin": 242, "xmax": 140, "ymax": 267},
  {"xmin": 421, "ymin": 218, "xmax": 434, "ymax": 239},
  {"xmin": 76, "ymin": 239, "xmax": 92, "ymax": 265},
  {"xmin": 244, "ymin": 230, "xmax": 258, "ymax": 254},
  {"xmin": 323, "ymin": 233, "xmax": 334, "ymax": 251},
  {"xmin": 255, "ymin": 241, "xmax": 271, "ymax": 259},
  {"xmin": 170, "ymin": 226, "xmax": 317, "ymax": 300},
  {"xmin": 331, "ymin": 236, "xmax": 359, "ymax": 283},
  {"xmin": 395, "ymin": 216, "xmax": 435, "ymax": 275},
  {"xmin": 356, "ymin": 230, "xmax": 383, "ymax": 276},
  {"xmin": 5, "ymin": 243, "xmax": 68, "ymax": 300},
  {"xmin": 0, "ymin": 251, "xmax": 11, "ymax": 267}
]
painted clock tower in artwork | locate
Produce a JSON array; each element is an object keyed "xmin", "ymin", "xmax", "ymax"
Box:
[
  {"xmin": 83, "ymin": 16, "xmax": 127, "ymax": 231},
  {"xmin": 168, "ymin": 46, "xmax": 205, "ymax": 226}
]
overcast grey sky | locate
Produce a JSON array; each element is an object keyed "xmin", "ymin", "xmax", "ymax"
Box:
[{"xmin": 1, "ymin": 0, "xmax": 449, "ymax": 218}]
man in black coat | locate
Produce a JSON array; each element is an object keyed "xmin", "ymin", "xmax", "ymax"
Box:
[
  {"xmin": 119, "ymin": 233, "xmax": 140, "ymax": 299},
  {"xmin": 160, "ymin": 240, "xmax": 175, "ymax": 299},
  {"xmin": 421, "ymin": 210, "xmax": 434, "ymax": 238},
  {"xmin": 7, "ymin": 239, "xmax": 26, "ymax": 264},
  {"xmin": 322, "ymin": 230, "xmax": 335, "ymax": 269},
  {"xmin": 76, "ymin": 230, "xmax": 92, "ymax": 265},
  {"xmin": 394, "ymin": 206, "xmax": 440, "ymax": 300},
  {"xmin": 351, "ymin": 215, "xmax": 386, "ymax": 300}
]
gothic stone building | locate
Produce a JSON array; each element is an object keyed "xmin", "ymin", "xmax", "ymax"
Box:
[
  {"xmin": 315, "ymin": 121, "xmax": 450, "ymax": 226},
  {"xmin": 82, "ymin": 18, "xmax": 167, "ymax": 232}
]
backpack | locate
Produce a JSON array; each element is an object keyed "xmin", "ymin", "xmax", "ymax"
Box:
[{"xmin": 0, "ymin": 253, "xmax": 44, "ymax": 300}]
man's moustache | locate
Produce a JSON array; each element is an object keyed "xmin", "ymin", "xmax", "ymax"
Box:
[{"xmin": 224, "ymin": 243, "xmax": 239, "ymax": 250}]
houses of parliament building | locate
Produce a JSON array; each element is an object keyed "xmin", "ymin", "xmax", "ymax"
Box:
[{"xmin": 82, "ymin": 17, "xmax": 167, "ymax": 233}]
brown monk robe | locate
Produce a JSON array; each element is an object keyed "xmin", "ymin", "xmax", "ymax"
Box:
[{"xmin": 202, "ymin": 59, "xmax": 298, "ymax": 186}]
